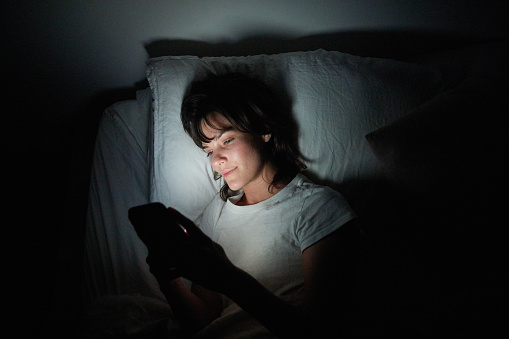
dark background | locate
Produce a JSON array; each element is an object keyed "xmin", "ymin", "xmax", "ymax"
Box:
[{"xmin": 2, "ymin": 1, "xmax": 507, "ymax": 336}]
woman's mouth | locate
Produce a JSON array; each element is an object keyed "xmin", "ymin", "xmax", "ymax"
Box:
[{"xmin": 221, "ymin": 168, "xmax": 236, "ymax": 178}]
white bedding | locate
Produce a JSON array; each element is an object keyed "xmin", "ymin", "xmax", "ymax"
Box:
[
  {"xmin": 83, "ymin": 47, "xmax": 445, "ymax": 308},
  {"xmin": 147, "ymin": 49, "xmax": 444, "ymax": 223},
  {"xmin": 82, "ymin": 88, "xmax": 166, "ymax": 302}
]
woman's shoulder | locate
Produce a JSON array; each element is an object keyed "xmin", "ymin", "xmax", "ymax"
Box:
[
  {"xmin": 290, "ymin": 173, "xmax": 345, "ymax": 200},
  {"xmin": 288, "ymin": 173, "xmax": 352, "ymax": 214}
]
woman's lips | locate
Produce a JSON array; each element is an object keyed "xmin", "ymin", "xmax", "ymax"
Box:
[{"xmin": 221, "ymin": 168, "xmax": 236, "ymax": 178}]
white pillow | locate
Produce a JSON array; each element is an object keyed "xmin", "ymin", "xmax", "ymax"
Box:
[{"xmin": 146, "ymin": 49, "xmax": 444, "ymax": 221}]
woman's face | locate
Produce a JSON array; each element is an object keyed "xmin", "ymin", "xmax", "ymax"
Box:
[{"xmin": 201, "ymin": 113, "xmax": 272, "ymax": 193}]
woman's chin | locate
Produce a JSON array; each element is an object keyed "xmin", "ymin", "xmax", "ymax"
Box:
[{"xmin": 227, "ymin": 182, "xmax": 242, "ymax": 191}]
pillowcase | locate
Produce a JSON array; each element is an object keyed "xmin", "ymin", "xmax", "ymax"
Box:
[{"xmin": 146, "ymin": 49, "xmax": 445, "ymax": 221}]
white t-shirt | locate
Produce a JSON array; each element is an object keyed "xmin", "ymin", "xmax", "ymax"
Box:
[{"xmin": 194, "ymin": 173, "xmax": 356, "ymax": 338}]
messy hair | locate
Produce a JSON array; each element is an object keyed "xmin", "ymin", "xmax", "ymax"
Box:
[{"xmin": 181, "ymin": 72, "xmax": 305, "ymax": 200}]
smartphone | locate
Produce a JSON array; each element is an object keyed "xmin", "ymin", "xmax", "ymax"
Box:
[{"xmin": 128, "ymin": 202, "xmax": 187, "ymax": 252}]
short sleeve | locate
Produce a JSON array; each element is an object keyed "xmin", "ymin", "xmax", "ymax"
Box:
[{"xmin": 296, "ymin": 187, "xmax": 357, "ymax": 251}]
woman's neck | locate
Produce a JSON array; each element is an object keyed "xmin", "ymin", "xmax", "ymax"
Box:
[
  {"xmin": 236, "ymin": 186, "xmax": 282, "ymax": 206},
  {"xmin": 237, "ymin": 164, "xmax": 283, "ymax": 206}
]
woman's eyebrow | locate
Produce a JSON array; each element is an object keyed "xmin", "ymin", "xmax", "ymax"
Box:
[
  {"xmin": 215, "ymin": 127, "xmax": 234, "ymax": 140},
  {"xmin": 201, "ymin": 127, "xmax": 234, "ymax": 149}
]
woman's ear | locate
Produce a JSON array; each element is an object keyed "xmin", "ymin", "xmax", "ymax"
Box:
[{"xmin": 262, "ymin": 134, "xmax": 271, "ymax": 143}]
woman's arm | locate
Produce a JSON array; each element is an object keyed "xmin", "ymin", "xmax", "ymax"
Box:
[
  {"xmin": 222, "ymin": 266, "xmax": 312, "ymax": 338},
  {"xmin": 301, "ymin": 218, "xmax": 363, "ymax": 334},
  {"xmin": 149, "ymin": 208, "xmax": 361, "ymax": 337},
  {"xmin": 154, "ymin": 277, "xmax": 222, "ymax": 336}
]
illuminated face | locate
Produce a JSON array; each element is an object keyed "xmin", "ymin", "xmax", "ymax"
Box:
[{"xmin": 201, "ymin": 113, "xmax": 272, "ymax": 193}]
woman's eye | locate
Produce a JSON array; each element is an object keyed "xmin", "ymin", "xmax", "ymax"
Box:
[{"xmin": 204, "ymin": 138, "xmax": 232, "ymax": 157}]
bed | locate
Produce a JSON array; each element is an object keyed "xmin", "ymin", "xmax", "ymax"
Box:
[{"xmin": 81, "ymin": 38, "xmax": 507, "ymax": 337}]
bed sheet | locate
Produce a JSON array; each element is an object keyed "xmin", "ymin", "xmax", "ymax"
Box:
[{"xmin": 82, "ymin": 88, "xmax": 165, "ymax": 302}]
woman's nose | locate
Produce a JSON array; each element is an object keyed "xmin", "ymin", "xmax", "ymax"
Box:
[{"xmin": 210, "ymin": 150, "xmax": 226, "ymax": 168}]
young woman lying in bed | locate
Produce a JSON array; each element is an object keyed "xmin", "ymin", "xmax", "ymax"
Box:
[{"xmin": 132, "ymin": 72, "xmax": 362, "ymax": 338}]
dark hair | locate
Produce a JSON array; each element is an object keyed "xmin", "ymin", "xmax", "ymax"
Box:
[{"xmin": 181, "ymin": 72, "xmax": 305, "ymax": 200}]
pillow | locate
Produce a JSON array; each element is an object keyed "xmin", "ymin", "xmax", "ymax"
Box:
[
  {"xmin": 146, "ymin": 49, "xmax": 445, "ymax": 221},
  {"xmin": 365, "ymin": 75, "xmax": 507, "ymax": 208}
]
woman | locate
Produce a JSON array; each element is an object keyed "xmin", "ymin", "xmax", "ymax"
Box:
[{"xmin": 146, "ymin": 73, "xmax": 362, "ymax": 338}]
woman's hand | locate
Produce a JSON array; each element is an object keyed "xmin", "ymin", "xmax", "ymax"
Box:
[{"xmin": 145, "ymin": 207, "xmax": 237, "ymax": 294}]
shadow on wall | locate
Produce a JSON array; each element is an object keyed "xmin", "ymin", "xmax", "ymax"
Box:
[
  {"xmin": 143, "ymin": 29, "xmax": 490, "ymax": 60},
  {"xmin": 87, "ymin": 29, "xmax": 501, "ymax": 114}
]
